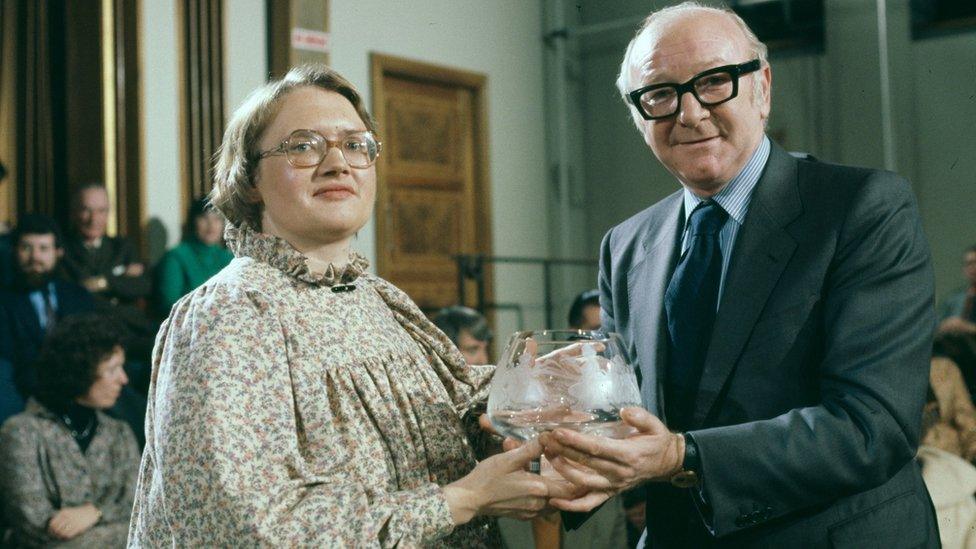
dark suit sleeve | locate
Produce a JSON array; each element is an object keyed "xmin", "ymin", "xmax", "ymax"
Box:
[
  {"xmin": 690, "ymin": 173, "xmax": 934, "ymax": 536},
  {"xmin": 599, "ymin": 228, "xmax": 617, "ymax": 334},
  {"xmin": 105, "ymin": 238, "xmax": 151, "ymax": 300}
]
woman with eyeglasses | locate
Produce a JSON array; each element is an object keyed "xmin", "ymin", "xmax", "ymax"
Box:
[
  {"xmin": 127, "ymin": 65, "xmax": 572, "ymax": 547},
  {"xmin": 0, "ymin": 314, "xmax": 138, "ymax": 548}
]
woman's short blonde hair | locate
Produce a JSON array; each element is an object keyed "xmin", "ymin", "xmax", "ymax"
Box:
[{"xmin": 210, "ymin": 65, "xmax": 377, "ymax": 230}]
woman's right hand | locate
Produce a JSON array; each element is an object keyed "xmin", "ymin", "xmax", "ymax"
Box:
[
  {"xmin": 47, "ymin": 504, "xmax": 100, "ymax": 540},
  {"xmin": 442, "ymin": 439, "xmax": 579, "ymax": 524}
]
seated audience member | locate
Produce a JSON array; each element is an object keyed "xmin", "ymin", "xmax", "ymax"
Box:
[
  {"xmin": 938, "ymin": 244, "xmax": 976, "ymax": 336},
  {"xmin": 0, "ymin": 314, "xmax": 139, "ymax": 548},
  {"xmin": 61, "ymin": 183, "xmax": 150, "ymax": 304},
  {"xmin": 155, "ymin": 198, "xmax": 233, "ymax": 313},
  {"xmin": 936, "ymin": 331, "xmax": 976, "ymax": 399},
  {"xmin": 919, "ymin": 355, "xmax": 976, "ymax": 547},
  {"xmin": 922, "ymin": 356, "xmax": 976, "ymax": 462},
  {"xmin": 567, "ymin": 289, "xmax": 602, "ymax": 332},
  {"xmin": 0, "ymin": 215, "xmax": 95, "ymax": 425},
  {"xmin": 0, "ymin": 216, "xmax": 146, "ymax": 442},
  {"xmin": 433, "ymin": 305, "xmax": 492, "ymax": 364},
  {"xmin": 61, "ymin": 182, "xmax": 155, "ymax": 366}
]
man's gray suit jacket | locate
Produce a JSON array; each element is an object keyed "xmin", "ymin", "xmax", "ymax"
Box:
[{"xmin": 599, "ymin": 141, "xmax": 940, "ymax": 547}]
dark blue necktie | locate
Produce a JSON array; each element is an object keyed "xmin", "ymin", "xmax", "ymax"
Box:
[{"xmin": 664, "ymin": 200, "xmax": 728, "ymax": 430}]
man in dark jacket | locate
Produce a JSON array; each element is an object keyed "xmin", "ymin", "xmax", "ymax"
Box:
[
  {"xmin": 541, "ymin": 3, "xmax": 938, "ymax": 547},
  {"xmin": 0, "ymin": 215, "xmax": 94, "ymax": 424},
  {"xmin": 62, "ymin": 182, "xmax": 156, "ymax": 367}
]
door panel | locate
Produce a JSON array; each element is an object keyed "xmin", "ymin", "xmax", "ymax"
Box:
[{"xmin": 371, "ymin": 54, "xmax": 491, "ymax": 314}]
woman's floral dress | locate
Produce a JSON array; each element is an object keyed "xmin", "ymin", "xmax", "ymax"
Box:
[{"xmin": 127, "ymin": 224, "xmax": 500, "ymax": 547}]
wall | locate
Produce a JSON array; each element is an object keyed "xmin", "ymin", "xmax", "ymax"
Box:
[
  {"xmin": 140, "ymin": 0, "xmax": 182, "ymax": 262},
  {"xmin": 573, "ymin": 0, "xmax": 976, "ymax": 304}
]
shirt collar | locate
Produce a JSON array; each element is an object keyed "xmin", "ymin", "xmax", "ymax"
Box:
[{"xmin": 682, "ymin": 134, "xmax": 770, "ymax": 226}]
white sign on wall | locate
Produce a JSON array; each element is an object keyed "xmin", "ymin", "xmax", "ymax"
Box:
[{"xmin": 291, "ymin": 28, "xmax": 330, "ymax": 53}]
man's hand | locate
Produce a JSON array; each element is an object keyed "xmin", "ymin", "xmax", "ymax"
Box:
[
  {"xmin": 81, "ymin": 276, "xmax": 108, "ymax": 293},
  {"xmin": 125, "ymin": 262, "xmax": 145, "ymax": 276},
  {"xmin": 539, "ymin": 407, "xmax": 683, "ymax": 512},
  {"xmin": 47, "ymin": 504, "xmax": 100, "ymax": 540},
  {"xmin": 937, "ymin": 316, "xmax": 976, "ymax": 335}
]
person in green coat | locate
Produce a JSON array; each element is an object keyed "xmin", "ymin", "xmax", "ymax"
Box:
[{"xmin": 155, "ymin": 198, "xmax": 233, "ymax": 314}]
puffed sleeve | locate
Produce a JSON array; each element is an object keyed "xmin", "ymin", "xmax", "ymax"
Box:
[
  {"xmin": 372, "ymin": 278, "xmax": 499, "ymax": 457},
  {"xmin": 128, "ymin": 283, "xmax": 456, "ymax": 547}
]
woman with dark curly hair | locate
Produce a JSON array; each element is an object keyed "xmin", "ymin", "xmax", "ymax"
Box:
[{"xmin": 0, "ymin": 314, "xmax": 139, "ymax": 548}]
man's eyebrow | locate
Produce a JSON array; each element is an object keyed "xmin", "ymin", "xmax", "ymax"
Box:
[{"xmin": 637, "ymin": 58, "xmax": 735, "ymax": 86}]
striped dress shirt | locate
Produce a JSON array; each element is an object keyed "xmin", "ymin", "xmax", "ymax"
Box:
[{"xmin": 678, "ymin": 135, "xmax": 771, "ymax": 303}]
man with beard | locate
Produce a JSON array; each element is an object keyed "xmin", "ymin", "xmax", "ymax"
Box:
[{"xmin": 0, "ymin": 214, "xmax": 94, "ymax": 425}]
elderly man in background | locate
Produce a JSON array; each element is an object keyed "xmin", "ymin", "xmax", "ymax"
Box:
[
  {"xmin": 62, "ymin": 183, "xmax": 156, "ymax": 371},
  {"xmin": 62, "ymin": 183, "xmax": 151, "ymax": 304},
  {"xmin": 541, "ymin": 2, "xmax": 938, "ymax": 547}
]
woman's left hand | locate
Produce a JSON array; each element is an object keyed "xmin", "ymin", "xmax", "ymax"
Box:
[{"xmin": 47, "ymin": 504, "xmax": 100, "ymax": 540}]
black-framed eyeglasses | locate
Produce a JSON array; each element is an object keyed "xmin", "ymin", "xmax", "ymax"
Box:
[
  {"xmin": 628, "ymin": 59, "xmax": 761, "ymax": 120},
  {"xmin": 256, "ymin": 129, "xmax": 382, "ymax": 169}
]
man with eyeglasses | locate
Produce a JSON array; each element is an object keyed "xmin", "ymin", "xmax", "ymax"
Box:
[{"xmin": 539, "ymin": 2, "xmax": 938, "ymax": 547}]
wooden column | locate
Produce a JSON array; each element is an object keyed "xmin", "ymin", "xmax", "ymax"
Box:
[{"xmin": 180, "ymin": 0, "xmax": 225, "ymax": 205}]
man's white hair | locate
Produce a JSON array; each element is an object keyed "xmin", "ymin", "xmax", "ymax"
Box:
[{"xmin": 615, "ymin": 1, "xmax": 769, "ymax": 124}]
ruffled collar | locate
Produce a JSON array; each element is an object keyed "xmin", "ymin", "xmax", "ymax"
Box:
[{"xmin": 224, "ymin": 224, "xmax": 369, "ymax": 287}]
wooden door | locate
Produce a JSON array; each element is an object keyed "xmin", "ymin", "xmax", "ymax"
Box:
[{"xmin": 371, "ymin": 54, "xmax": 492, "ymax": 314}]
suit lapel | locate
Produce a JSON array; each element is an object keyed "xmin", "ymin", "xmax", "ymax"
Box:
[
  {"xmin": 11, "ymin": 293, "xmax": 44, "ymax": 346},
  {"xmin": 627, "ymin": 192, "xmax": 683, "ymax": 416},
  {"xmin": 692, "ymin": 144, "xmax": 802, "ymax": 426}
]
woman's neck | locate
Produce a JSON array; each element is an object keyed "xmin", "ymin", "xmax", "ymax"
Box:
[
  {"xmin": 300, "ymin": 240, "xmax": 353, "ymax": 272},
  {"xmin": 260, "ymin": 219, "xmax": 353, "ymax": 269}
]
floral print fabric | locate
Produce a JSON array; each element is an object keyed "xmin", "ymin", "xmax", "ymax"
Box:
[{"xmin": 127, "ymin": 224, "xmax": 500, "ymax": 547}]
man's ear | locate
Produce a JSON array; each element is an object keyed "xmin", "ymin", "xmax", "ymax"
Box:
[
  {"xmin": 56, "ymin": 247, "xmax": 64, "ymax": 259},
  {"xmin": 759, "ymin": 64, "xmax": 772, "ymax": 119}
]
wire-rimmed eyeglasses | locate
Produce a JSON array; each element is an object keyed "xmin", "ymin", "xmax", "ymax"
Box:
[
  {"xmin": 256, "ymin": 129, "xmax": 383, "ymax": 169},
  {"xmin": 628, "ymin": 59, "xmax": 761, "ymax": 120}
]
